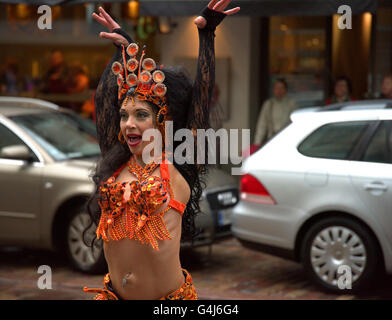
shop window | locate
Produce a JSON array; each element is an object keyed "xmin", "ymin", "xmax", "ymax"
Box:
[
  {"xmin": 374, "ymin": 7, "xmax": 392, "ymax": 96},
  {"xmin": 269, "ymin": 16, "xmax": 327, "ymax": 108}
]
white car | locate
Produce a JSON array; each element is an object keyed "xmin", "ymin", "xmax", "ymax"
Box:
[{"xmin": 232, "ymin": 100, "xmax": 392, "ymax": 292}]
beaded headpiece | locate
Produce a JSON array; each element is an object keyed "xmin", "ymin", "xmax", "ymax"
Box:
[{"xmin": 112, "ymin": 43, "xmax": 168, "ymax": 125}]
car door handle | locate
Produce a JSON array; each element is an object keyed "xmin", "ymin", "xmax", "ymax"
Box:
[{"xmin": 364, "ymin": 182, "xmax": 388, "ymax": 191}]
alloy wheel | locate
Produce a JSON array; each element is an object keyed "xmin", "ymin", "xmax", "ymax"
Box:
[
  {"xmin": 67, "ymin": 212, "xmax": 102, "ymax": 270},
  {"xmin": 310, "ymin": 226, "xmax": 367, "ymax": 287}
]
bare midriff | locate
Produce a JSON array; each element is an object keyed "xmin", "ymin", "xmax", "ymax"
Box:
[{"xmin": 102, "ymin": 164, "xmax": 185, "ymax": 300}]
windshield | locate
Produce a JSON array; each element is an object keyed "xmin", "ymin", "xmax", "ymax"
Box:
[{"xmin": 10, "ymin": 111, "xmax": 100, "ymax": 161}]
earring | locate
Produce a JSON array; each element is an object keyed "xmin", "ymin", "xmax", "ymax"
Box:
[
  {"xmin": 118, "ymin": 131, "xmax": 126, "ymax": 143},
  {"xmin": 156, "ymin": 108, "xmax": 167, "ymax": 125}
]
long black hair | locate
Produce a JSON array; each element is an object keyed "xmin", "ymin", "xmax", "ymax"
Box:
[{"xmin": 83, "ymin": 65, "xmax": 208, "ymax": 248}]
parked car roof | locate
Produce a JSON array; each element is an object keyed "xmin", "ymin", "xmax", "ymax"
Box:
[
  {"xmin": 291, "ymin": 99, "xmax": 392, "ymax": 123},
  {"xmin": 0, "ymin": 96, "xmax": 59, "ymax": 117}
]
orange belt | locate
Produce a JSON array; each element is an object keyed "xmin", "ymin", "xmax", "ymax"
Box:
[{"xmin": 83, "ymin": 268, "xmax": 198, "ymax": 300}]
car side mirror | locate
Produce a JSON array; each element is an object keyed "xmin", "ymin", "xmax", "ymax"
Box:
[{"xmin": 0, "ymin": 145, "xmax": 33, "ymax": 161}]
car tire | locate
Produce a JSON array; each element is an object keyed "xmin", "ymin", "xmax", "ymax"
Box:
[
  {"xmin": 301, "ymin": 216, "xmax": 381, "ymax": 293},
  {"xmin": 65, "ymin": 206, "xmax": 106, "ymax": 274}
]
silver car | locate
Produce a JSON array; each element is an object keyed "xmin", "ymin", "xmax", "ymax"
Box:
[
  {"xmin": 232, "ymin": 100, "xmax": 392, "ymax": 292},
  {"xmin": 0, "ymin": 97, "xmax": 237, "ymax": 273}
]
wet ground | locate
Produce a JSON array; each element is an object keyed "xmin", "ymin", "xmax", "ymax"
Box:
[{"xmin": 0, "ymin": 237, "xmax": 391, "ymax": 300}]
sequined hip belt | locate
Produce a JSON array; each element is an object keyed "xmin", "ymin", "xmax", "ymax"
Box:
[{"xmin": 83, "ymin": 268, "xmax": 198, "ymax": 300}]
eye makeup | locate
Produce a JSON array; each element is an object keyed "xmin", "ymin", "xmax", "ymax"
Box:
[{"xmin": 119, "ymin": 107, "xmax": 151, "ymax": 121}]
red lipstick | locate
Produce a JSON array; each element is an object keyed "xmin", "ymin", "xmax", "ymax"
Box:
[{"xmin": 127, "ymin": 134, "xmax": 142, "ymax": 147}]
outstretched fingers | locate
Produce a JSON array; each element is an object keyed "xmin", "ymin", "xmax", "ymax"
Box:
[
  {"xmin": 213, "ymin": 0, "xmax": 231, "ymax": 12},
  {"xmin": 92, "ymin": 12, "xmax": 110, "ymax": 29},
  {"xmin": 98, "ymin": 6, "xmax": 120, "ymax": 30},
  {"xmin": 207, "ymin": 0, "xmax": 220, "ymax": 10},
  {"xmin": 101, "ymin": 32, "xmax": 129, "ymax": 46},
  {"xmin": 224, "ymin": 7, "xmax": 240, "ymax": 15},
  {"xmin": 99, "ymin": 32, "xmax": 114, "ymax": 40},
  {"xmin": 211, "ymin": 0, "xmax": 241, "ymax": 15}
]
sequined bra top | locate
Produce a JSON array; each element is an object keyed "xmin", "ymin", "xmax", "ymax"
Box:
[{"xmin": 95, "ymin": 156, "xmax": 187, "ymax": 251}]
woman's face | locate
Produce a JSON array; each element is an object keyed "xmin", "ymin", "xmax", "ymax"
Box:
[{"xmin": 119, "ymin": 97, "xmax": 157, "ymax": 157}]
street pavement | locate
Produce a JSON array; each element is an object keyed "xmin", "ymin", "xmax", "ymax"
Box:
[{"xmin": 0, "ymin": 237, "xmax": 391, "ymax": 300}]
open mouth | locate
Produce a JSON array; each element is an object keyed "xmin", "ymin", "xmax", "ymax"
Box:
[{"xmin": 127, "ymin": 134, "xmax": 142, "ymax": 146}]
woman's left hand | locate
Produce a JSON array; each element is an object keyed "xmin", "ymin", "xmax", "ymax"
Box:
[{"xmin": 194, "ymin": 0, "xmax": 240, "ymax": 29}]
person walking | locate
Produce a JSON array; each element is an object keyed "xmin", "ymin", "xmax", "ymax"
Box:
[{"xmin": 254, "ymin": 78, "xmax": 298, "ymax": 146}]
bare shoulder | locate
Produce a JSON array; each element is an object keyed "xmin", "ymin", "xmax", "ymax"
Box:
[{"xmin": 166, "ymin": 162, "xmax": 191, "ymax": 204}]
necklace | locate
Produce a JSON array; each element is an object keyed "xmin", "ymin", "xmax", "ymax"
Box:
[{"xmin": 127, "ymin": 156, "xmax": 159, "ymax": 181}]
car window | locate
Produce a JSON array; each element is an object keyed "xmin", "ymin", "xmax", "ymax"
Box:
[
  {"xmin": 61, "ymin": 112, "xmax": 97, "ymax": 138},
  {"xmin": 298, "ymin": 121, "xmax": 369, "ymax": 160},
  {"xmin": 0, "ymin": 122, "xmax": 39, "ymax": 161},
  {"xmin": 10, "ymin": 111, "xmax": 100, "ymax": 161},
  {"xmin": 362, "ymin": 121, "xmax": 392, "ymax": 164}
]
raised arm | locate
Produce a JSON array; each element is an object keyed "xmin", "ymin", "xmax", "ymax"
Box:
[
  {"xmin": 92, "ymin": 7, "xmax": 134, "ymax": 156},
  {"xmin": 187, "ymin": 0, "xmax": 240, "ymax": 131}
]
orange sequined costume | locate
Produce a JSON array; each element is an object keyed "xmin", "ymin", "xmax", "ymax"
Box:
[
  {"xmin": 95, "ymin": 155, "xmax": 186, "ymax": 250},
  {"xmin": 83, "ymin": 155, "xmax": 198, "ymax": 300},
  {"xmin": 83, "ymin": 4, "xmax": 227, "ymax": 300}
]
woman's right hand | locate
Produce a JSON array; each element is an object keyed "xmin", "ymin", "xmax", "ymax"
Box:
[
  {"xmin": 92, "ymin": 6, "xmax": 129, "ymax": 47},
  {"xmin": 194, "ymin": 0, "xmax": 240, "ymax": 29}
]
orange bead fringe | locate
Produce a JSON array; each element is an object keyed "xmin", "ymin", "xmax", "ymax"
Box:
[{"xmin": 95, "ymin": 156, "xmax": 181, "ymax": 251}]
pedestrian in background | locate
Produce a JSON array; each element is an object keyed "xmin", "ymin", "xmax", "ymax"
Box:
[
  {"xmin": 0, "ymin": 58, "xmax": 23, "ymax": 95},
  {"xmin": 379, "ymin": 73, "xmax": 392, "ymax": 99},
  {"xmin": 66, "ymin": 62, "xmax": 90, "ymax": 113},
  {"xmin": 41, "ymin": 50, "xmax": 68, "ymax": 94},
  {"xmin": 254, "ymin": 78, "xmax": 298, "ymax": 146},
  {"xmin": 325, "ymin": 76, "xmax": 354, "ymax": 105}
]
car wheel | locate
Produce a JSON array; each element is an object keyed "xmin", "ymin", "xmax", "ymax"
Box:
[
  {"xmin": 301, "ymin": 216, "xmax": 380, "ymax": 293},
  {"xmin": 65, "ymin": 206, "xmax": 106, "ymax": 274}
]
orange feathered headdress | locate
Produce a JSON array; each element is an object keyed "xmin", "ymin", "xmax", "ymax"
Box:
[{"xmin": 112, "ymin": 43, "xmax": 168, "ymax": 125}]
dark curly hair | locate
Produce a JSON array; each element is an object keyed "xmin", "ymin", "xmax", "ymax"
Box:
[{"xmin": 83, "ymin": 65, "xmax": 209, "ymax": 249}]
